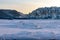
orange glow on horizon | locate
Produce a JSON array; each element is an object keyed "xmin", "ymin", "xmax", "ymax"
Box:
[
  {"xmin": 0, "ymin": 3, "xmax": 40, "ymax": 14},
  {"xmin": 1, "ymin": 0, "xmax": 60, "ymax": 14}
]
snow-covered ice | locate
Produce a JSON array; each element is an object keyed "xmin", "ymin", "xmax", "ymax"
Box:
[{"xmin": 0, "ymin": 19, "xmax": 60, "ymax": 39}]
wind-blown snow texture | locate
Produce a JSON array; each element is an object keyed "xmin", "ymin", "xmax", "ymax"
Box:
[{"xmin": 0, "ymin": 20, "xmax": 60, "ymax": 40}]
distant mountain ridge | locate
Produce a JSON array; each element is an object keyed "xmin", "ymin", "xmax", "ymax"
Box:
[
  {"xmin": 28, "ymin": 7, "xmax": 60, "ymax": 19},
  {"xmin": 1, "ymin": 7, "xmax": 60, "ymax": 19},
  {"xmin": 0, "ymin": 9, "xmax": 23, "ymax": 19}
]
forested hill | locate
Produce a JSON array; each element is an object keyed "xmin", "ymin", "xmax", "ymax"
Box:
[
  {"xmin": 1, "ymin": 7, "xmax": 60, "ymax": 19},
  {"xmin": 28, "ymin": 7, "xmax": 60, "ymax": 19},
  {"xmin": 0, "ymin": 9, "xmax": 23, "ymax": 19}
]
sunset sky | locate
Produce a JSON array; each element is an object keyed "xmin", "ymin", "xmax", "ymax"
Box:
[{"xmin": 0, "ymin": 0, "xmax": 60, "ymax": 14}]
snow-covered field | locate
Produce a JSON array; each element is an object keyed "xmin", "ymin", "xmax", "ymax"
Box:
[{"xmin": 0, "ymin": 19, "xmax": 60, "ymax": 40}]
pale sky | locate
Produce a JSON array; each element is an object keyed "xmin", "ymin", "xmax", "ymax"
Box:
[{"xmin": 0, "ymin": 0, "xmax": 60, "ymax": 14}]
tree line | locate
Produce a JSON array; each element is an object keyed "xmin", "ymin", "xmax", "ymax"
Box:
[{"xmin": 0, "ymin": 7, "xmax": 60, "ymax": 19}]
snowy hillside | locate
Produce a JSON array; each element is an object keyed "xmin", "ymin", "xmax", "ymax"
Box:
[{"xmin": 0, "ymin": 20, "xmax": 60, "ymax": 40}]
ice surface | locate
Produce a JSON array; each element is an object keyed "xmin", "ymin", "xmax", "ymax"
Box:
[{"xmin": 0, "ymin": 19, "xmax": 60, "ymax": 39}]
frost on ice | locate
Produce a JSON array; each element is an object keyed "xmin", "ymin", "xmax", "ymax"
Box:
[{"xmin": 0, "ymin": 20, "xmax": 60, "ymax": 39}]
